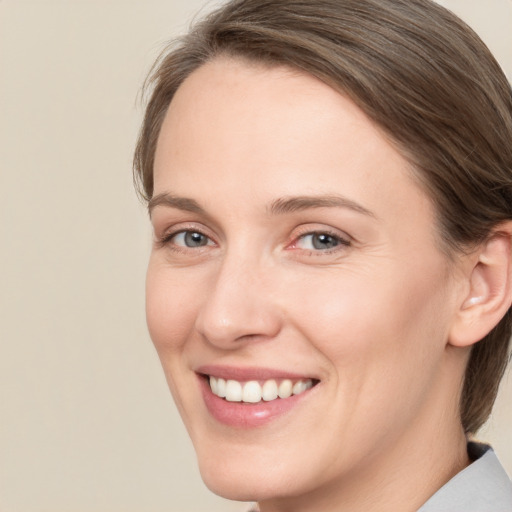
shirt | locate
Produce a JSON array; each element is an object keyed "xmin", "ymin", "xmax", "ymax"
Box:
[{"xmin": 419, "ymin": 442, "xmax": 512, "ymax": 511}]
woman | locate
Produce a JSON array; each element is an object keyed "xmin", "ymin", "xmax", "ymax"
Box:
[{"xmin": 134, "ymin": 0, "xmax": 512, "ymax": 510}]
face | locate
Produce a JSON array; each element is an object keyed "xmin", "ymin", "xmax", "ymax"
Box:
[{"xmin": 147, "ymin": 58, "xmax": 464, "ymax": 505}]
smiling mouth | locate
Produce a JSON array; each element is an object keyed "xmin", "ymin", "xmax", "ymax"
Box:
[{"xmin": 205, "ymin": 375, "xmax": 318, "ymax": 404}]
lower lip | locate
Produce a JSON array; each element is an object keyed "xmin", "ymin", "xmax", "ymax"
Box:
[{"xmin": 199, "ymin": 376, "xmax": 313, "ymax": 428}]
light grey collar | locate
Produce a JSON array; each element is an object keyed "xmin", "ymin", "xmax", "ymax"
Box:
[{"xmin": 419, "ymin": 443, "xmax": 512, "ymax": 512}]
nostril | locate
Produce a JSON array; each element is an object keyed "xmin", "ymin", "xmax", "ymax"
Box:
[
  {"xmin": 194, "ymin": 263, "xmax": 283, "ymax": 348},
  {"xmin": 195, "ymin": 309, "xmax": 282, "ymax": 349}
]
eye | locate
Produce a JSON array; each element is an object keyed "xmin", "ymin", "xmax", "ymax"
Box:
[
  {"xmin": 295, "ymin": 232, "xmax": 349, "ymax": 251},
  {"xmin": 169, "ymin": 230, "xmax": 213, "ymax": 248}
]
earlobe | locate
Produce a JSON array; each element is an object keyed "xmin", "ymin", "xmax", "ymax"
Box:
[{"xmin": 449, "ymin": 225, "xmax": 512, "ymax": 348}]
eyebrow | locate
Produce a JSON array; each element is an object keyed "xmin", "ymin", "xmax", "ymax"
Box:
[
  {"xmin": 268, "ymin": 195, "xmax": 376, "ymax": 217},
  {"xmin": 148, "ymin": 192, "xmax": 375, "ymax": 218},
  {"xmin": 148, "ymin": 193, "xmax": 206, "ymax": 217}
]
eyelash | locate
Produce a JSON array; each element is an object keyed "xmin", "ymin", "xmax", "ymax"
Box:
[{"xmin": 157, "ymin": 226, "xmax": 351, "ymax": 256}]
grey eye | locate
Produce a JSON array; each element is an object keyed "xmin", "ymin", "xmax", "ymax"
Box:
[
  {"xmin": 311, "ymin": 233, "xmax": 340, "ymax": 249},
  {"xmin": 174, "ymin": 231, "xmax": 211, "ymax": 247},
  {"xmin": 298, "ymin": 233, "xmax": 342, "ymax": 250}
]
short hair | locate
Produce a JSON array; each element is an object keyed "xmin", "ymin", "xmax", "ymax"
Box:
[{"xmin": 134, "ymin": 0, "xmax": 512, "ymax": 433}]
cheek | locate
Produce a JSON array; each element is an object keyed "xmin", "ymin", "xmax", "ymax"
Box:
[
  {"xmin": 145, "ymin": 260, "xmax": 200, "ymax": 357},
  {"xmin": 287, "ymin": 262, "xmax": 452, "ymax": 385},
  {"xmin": 145, "ymin": 260, "xmax": 207, "ymax": 428},
  {"xmin": 285, "ymin": 264, "xmax": 454, "ymax": 452}
]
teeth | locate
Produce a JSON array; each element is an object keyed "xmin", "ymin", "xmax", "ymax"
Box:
[
  {"xmin": 292, "ymin": 380, "xmax": 306, "ymax": 395},
  {"xmin": 217, "ymin": 378, "xmax": 226, "ymax": 398},
  {"xmin": 242, "ymin": 381, "xmax": 261, "ymax": 403},
  {"xmin": 278, "ymin": 379, "xmax": 293, "ymax": 399},
  {"xmin": 293, "ymin": 379, "xmax": 313, "ymax": 395},
  {"xmin": 209, "ymin": 376, "xmax": 218, "ymax": 395},
  {"xmin": 262, "ymin": 379, "xmax": 278, "ymax": 401},
  {"xmin": 225, "ymin": 380, "xmax": 242, "ymax": 402},
  {"xmin": 208, "ymin": 376, "xmax": 314, "ymax": 403}
]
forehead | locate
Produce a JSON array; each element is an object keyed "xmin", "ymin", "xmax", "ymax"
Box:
[{"xmin": 153, "ymin": 57, "xmax": 434, "ymax": 235}]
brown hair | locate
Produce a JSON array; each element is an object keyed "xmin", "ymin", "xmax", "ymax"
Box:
[{"xmin": 134, "ymin": 0, "xmax": 512, "ymax": 433}]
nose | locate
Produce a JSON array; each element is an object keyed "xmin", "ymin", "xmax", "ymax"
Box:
[{"xmin": 194, "ymin": 253, "xmax": 282, "ymax": 349}]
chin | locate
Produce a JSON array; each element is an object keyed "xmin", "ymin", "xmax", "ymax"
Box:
[
  {"xmin": 193, "ymin": 439, "xmax": 304, "ymax": 502},
  {"xmin": 201, "ymin": 471, "xmax": 266, "ymax": 502},
  {"xmin": 199, "ymin": 462, "xmax": 296, "ymax": 503},
  {"xmin": 192, "ymin": 427, "xmax": 337, "ymax": 506}
]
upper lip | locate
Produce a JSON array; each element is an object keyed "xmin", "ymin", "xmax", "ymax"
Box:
[{"xmin": 196, "ymin": 364, "xmax": 317, "ymax": 382}]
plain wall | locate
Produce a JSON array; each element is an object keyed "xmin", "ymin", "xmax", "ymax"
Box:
[{"xmin": 0, "ymin": 1, "xmax": 510, "ymax": 511}]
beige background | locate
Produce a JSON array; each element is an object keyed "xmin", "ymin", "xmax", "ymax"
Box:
[{"xmin": 0, "ymin": 1, "xmax": 511, "ymax": 511}]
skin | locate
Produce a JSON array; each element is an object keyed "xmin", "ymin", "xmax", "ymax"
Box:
[{"xmin": 146, "ymin": 58, "xmax": 474, "ymax": 512}]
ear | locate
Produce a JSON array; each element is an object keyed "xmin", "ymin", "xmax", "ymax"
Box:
[{"xmin": 449, "ymin": 223, "xmax": 512, "ymax": 348}]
